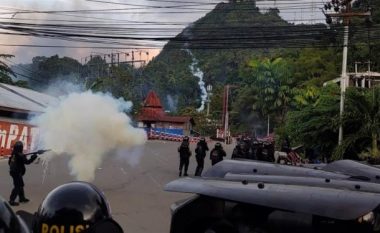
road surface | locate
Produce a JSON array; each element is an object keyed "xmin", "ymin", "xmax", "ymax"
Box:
[{"xmin": 0, "ymin": 140, "xmax": 235, "ymax": 233}]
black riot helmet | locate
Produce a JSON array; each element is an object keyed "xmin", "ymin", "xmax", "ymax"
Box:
[
  {"xmin": 215, "ymin": 142, "xmax": 222, "ymax": 148},
  {"xmin": 0, "ymin": 195, "xmax": 30, "ymax": 233},
  {"xmin": 34, "ymin": 182, "xmax": 122, "ymax": 233},
  {"xmin": 12, "ymin": 141, "xmax": 24, "ymax": 155},
  {"xmin": 183, "ymin": 136, "xmax": 189, "ymax": 142},
  {"xmin": 238, "ymin": 140, "xmax": 246, "ymax": 149}
]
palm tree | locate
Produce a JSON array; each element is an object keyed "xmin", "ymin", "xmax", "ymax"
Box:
[
  {"xmin": 0, "ymin": 54, "xmax": 15, "ymax": 83},
  {"xmin": 286, "ymin": 85, "xmax": 340, "ymax": 160},
  {"xmin": 336, "ymin": 87, "xmax": 380, "ymax": 159},
  {"xmin": 248, "ymin": 57, "xmax": 293, "ymax": 134}
]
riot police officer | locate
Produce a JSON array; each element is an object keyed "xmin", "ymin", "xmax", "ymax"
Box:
[
  {"xmin": 194, "ymin": 137, "xmax": 209, "ymax": 176},
  {"xmin": 8, "ymin": 141, "xmax": 38, "ymax": 206},
  {"xmin": 178, "ymin": 136, "xmax": 192, "ymax": 177},
  {"xmin": 0, "ymin": 194, "xmax": 30, "ymax": 233},
  {"xmin": 209, "ymin": 142, "xmax": 226, "ymax": 166},
  {"xmin": 33, "ymin": 181, "xmax": 123, "ymax": 233},
  {"xmin": 231, "ymin": 140, "xmax": 250, "ymax": 159}
]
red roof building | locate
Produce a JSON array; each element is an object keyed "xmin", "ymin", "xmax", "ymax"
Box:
[{"xmin": 136, "ymin": 91, "xmax": 194, "ymax": 135}]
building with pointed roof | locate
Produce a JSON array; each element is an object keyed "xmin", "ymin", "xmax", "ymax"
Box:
[{"xmin": 136, "ymin": 91, "xmax": 194, "ymax": 136}]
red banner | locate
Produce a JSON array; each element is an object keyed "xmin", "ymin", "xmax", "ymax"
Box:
[{"xmin": 0, "ymin": 121, "xmax": 39, "ymax": 157}]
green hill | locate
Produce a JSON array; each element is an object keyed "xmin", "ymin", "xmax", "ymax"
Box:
[{"xmin": 142, "ymin": 1, "xmax": 337, "ymax": 112}]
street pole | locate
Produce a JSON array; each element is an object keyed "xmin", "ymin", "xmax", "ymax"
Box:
[
  {"xmin": 224, "ymin": 85, "xmax": 229, "ymax": 144},
  {"xmin": 207, "ymin": 99, "xmax": 210, "ymax": 116},
  {"xmin": 206, "ymin": 84, "xmax": 212, "ymax": 116},
  {"xmin": 267, "ymin": 115, "xmax": 270, "ymax": 136},
  {"xmin": 323, "ymin": 0, "xmax": 370, "ymax": 145},
  {"xmin": 338, "ymin": 25, "xmax": 349, "ymax": 145}
]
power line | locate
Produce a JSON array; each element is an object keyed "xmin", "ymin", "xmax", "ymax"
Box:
[{"xmin": 0, "ymin": 0, "xmax": 375, "ymax": 60}]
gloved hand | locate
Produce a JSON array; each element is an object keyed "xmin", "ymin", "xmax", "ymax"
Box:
[{"xmin": 31, "ymin": 154, "xmax": 38, "ymax": 160}]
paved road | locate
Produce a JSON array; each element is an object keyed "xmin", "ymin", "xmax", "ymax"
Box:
[{"xmin": 0, "ymin": 140, "xmax": 235, "ymax": 233}]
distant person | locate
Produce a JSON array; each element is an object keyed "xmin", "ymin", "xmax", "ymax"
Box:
[
  {"xmin": 194, "ymin": 137, "xmax": 209, "ymax": 176},
  {"xmin": 178, "ymin": 136, "xmax": 192, "ymax": 177},
  {"xmin": 232, "ymin": 140, "xmax": 249, "ymax": 159},
  {"xmin": 210, "ymin": 142, "xmax": 226, "ymax": 166},
  {"xmin": 281, "ymin": 136, "xmax": 291, "ymax": 153},
  {"xmin": 8, "ymin": 141, "xmax": 38, "ymax": 206}
]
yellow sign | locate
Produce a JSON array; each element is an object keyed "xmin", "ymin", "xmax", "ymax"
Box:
[{"xmin": 41, "ymin": 223, "xmax": 90, "ymax": 233}]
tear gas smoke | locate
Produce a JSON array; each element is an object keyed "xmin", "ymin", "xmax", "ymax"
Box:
[
  {"xmin": 43, "ymin": 77, "xmax": 85, "ymax": 97},
  {"xmin": 30, "ymin": 91, "xmax": 147, "ymax": 181},
  {"xmin": 186, "ymin": 49, "xmax": 208, "ymax": 112},
  {"xmin": 166, "ymin": 94, "xmax": 178, "ymax": 112}
]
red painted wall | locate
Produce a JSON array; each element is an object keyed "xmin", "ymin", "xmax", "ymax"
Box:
[{"xmin": 0, "ymin": 120, "xmax": 39, "ymax": 157}]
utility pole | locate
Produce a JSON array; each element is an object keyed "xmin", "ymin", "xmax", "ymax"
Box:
[
  {"xmin": 206, "ymin": 84, "xmax": 212, "ymax": 116},
  {"xmin": 323, "ymin": 0, "xmax": 371, "ymax": 145},
  {"xmin": 223, "ymin": 85, "xmax": 230, "ymax": 144},
  {"xmin": 132, "ymin": 51, "xmax": 135, "ymax": 68},
  {"xmin": 222, "ymin": 85, "xmax": 238, "ymax": 144}
]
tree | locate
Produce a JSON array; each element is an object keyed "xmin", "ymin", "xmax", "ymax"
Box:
[
  {"xmin": 0, "ymin": 54, "xmax": 15, "ymax": 84},
  {"xmin": 334, "ymin": 87, "xmax": 380, "ymax": 160},
  {"xmin": 289, "ymin": 48, "xmax": 340, "ymax": 87},
  {"xmin": 29, "ymin": 55, "xmax": 82, "ymax": 90},
  {"xmin": 0, "ymin": 54, "xmax": 29, "ymax": 88},
  {"xmin": 292, "ymin": 86, "xmax": 321, "ymax": 109},
  {"xmin": 246, "ymin": 57, "xmax": 294, "ymax": 134},
  {"xmin": 285, "ymin": 85, "xmax": 340, "ymax": 159},
  {"xmin": 286, "ymin": 85, "xmax": 380, "ymax": 161},
  {"xmin": 178, "ymin": 107, "xmax": 215, "ymax": 136},
  {"xmin": 83, "ymin": 55, "xmax": 108, "ymax": 86},
  {"xmin": 230, "ymin": 85, "xmax": 261, "ymax": 134}
]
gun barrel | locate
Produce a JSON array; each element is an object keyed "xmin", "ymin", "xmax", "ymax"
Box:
[{"xmin": 24, "ymin": 149, "xmax": 51, "ymax": 156}]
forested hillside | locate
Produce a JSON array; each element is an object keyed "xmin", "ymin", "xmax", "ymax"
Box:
[{"xmin": 142, "ymin": 1, "xmax": 339, "ymax": 111}]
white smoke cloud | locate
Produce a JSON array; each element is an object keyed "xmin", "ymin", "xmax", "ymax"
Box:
[
  {"xmin": 166, "ymin": 94, "xmax": 178, "ymax": 112},
  {"xmin": 30, "ymin": 91, "xmax": 147, "ymax": 181},
  {"xmin": 186, "ymin": 49, "xmax": 208, "ymax": 112},
  {"xmin": 42, "ymin": 76, "xmax": 85, "ymax": 97}
]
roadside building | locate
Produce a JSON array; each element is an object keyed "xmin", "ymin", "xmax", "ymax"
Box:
[
  {"xmin": 136, "ymin": 91, "xmax": 194, "ymax": 137},
  {"xmin": 0, "ymin": 83, "xmax": 56, "ymax": 156}
]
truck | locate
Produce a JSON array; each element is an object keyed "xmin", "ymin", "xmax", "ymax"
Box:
[{"xmin": 166, "ymin": 159, "xmax": 380, "ymax": 233}]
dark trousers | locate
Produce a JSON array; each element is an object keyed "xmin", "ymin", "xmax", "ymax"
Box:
[
  {"xmin": 10, "ymin": 172, "xmax": 25, "ymax": 202},
  {"xmin": 211, "ymin": 159, "xmax": 222, "ymax": 166},
  {"xmin": 179, "ymin": 157, "xmax": 189, "ymax": 175},
  {"xmin": 195, "ymin": 156, "xmax": 204, "ymax": 176}
]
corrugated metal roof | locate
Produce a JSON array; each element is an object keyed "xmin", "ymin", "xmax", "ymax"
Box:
[{"xmin": 0, "ymin": 83, "xmax": 57, "ymax": 113}]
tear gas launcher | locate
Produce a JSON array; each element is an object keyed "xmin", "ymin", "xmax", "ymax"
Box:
[{"xmin": 24, "ymin": 149, "xmax": 51, "ymax": 156}]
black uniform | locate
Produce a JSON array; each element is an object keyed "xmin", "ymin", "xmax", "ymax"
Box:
[
  {"xmin": 194, "ymin": 139, "xmax": 209, "ymax": 176},
  {"xmin": 8, "ymin": 141, "xmax": 37, "ymax": 206},
  {"xmin": 210, "ymin": 143, "xmax": 226, "ymax": 166},
  {"xmin": 178, "ymin": 140, "xmax": 191, "ymax": 176},
  {"xmin": 281, "ymin": 137, "xmax": 291, "ymax": 153},
  {"xmin": 231, "ymin": 141, "xmax": 250, "ymax": 160}
]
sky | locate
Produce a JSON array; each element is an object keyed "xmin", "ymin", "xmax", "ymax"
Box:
[{"xmin": 0, "ymin": 0, "xmax": 325, "ymax": 65}]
